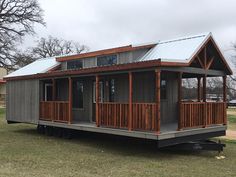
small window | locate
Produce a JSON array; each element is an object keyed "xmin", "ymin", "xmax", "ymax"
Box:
[
  {"xmin": 72, "ymin": 81, "xmax": 83, "ymax": 108},
  {"xmin": 97, "ymin": 55, "xmax": 117, "ymax": 66},
  {"xmin": 161, "ymin": 80, "xmax": 167, "ymax": 99},
  {"xmin": 67, "ymin": 60, "xmax": 83, "ymax": 70},
  {"xmin": 109, "ymin": 79, "xmax": 115, "ymax": 102}
]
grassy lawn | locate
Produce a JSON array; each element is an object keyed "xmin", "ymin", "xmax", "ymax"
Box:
[
  {"xmin": 0, "ymin": 108, "xmax": 236, "ymax": 177},
  {"xmin": 227, "ymin": 108, "xmax": 236, "ymax": 130}
]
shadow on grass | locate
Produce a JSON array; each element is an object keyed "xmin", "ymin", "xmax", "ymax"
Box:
[{"xmin": 12, "ymin": 127, "xmax": 217, "ymax": 159}]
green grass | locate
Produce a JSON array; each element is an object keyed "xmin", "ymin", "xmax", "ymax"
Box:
[
  {"xmin": 0, "ymin": 108, "xmax": 236, "ymax": 177},
  {"xmin": 227, "ymin": 108, "xmax": 236, "ymax": 130}
]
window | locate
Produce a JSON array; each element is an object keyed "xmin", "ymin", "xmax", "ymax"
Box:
[
  {"xmin": 93, "ymin": 81, "xmax": 104, "ymax": 103},
  {"xmin": 72, "ymin": 81, "xmax": 83, "ymax": 108},
  {"xmin": 161, "ymin": 80, "xmax": 167, "ymax": 99},
  {"xmin": 109, "ymin": 79, "xmax": 115, "ymax": 102},
  {"xmin": 97, "ymin": 55, "xmax": 117, "ymax": 66},
  {"xmin": 67, "ymin": 60, "xmax": 83, "ymax": 70}
]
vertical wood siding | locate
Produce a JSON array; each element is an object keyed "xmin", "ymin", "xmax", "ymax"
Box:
[{"xmin": 6, "ymin": 80, "xmax": 39, "ymax": 124}]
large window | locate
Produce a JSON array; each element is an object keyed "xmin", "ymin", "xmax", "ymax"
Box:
[
  {"xmin": 67, "ymin": 60, "xmax": 83, "ymax": 70},
  {"xmin": 72, "ymin": 81, "xmax": 84, "ymax": 108},
  {"xmin": 161, "ymin": 80, "xmax": 167, "ymax": 99},
  {"xmin": 97, "ymin": 55, "xmax": 117, "ymax": 66}
]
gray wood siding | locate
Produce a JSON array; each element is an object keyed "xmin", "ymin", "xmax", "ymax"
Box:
[
  {"xmin": 6, "ymin": 80, "xmax": 39, "ymax": 124},
  {"xmin": 61, "ymin": 62, "xmax": 67, "ymax": 70},
  {"xmin": 118, "ymin": 52, "xmax": 132, "ymax": 64},
  {"xmin": 83, "ymin": 57, "xmax": 96, "ymax": 68},
  {"xmin": 132, "ymin": 48, "xmax": 150, "ymax": 62}
]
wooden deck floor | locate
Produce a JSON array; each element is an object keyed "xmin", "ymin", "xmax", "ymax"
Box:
[{"xmin": 38, "ymin": 120, "xmax": 226, "ymax": 142}]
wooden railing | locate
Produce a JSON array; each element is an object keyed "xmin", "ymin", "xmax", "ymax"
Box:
[
  {"xmin": 98, "ymin": 102, "xmax": 157, "ymax": 131},
  {"xmin": 132, "ymin": 103, "xmax": 157, "ymax": 131},
  {"xmin": 40, "ymin": 101, "xmax": 69, "ymax": 123},
  {"xmin": 180, "ymin": 102, "xmax": 226, "ymax": 129},
  {"xmin": 98, "ymin": 103, "xmax": 129, "ymax": 128}
]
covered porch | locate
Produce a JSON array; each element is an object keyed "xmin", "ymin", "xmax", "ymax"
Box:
[{"xmin": 39, "ymin": 68, "xmax": 227, "ymax": 134}]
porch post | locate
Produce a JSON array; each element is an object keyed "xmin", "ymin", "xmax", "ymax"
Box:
[
  {"xmin": 197, "ymin": 77, "xmax": 201, "ymax": 102},
  {"xmin": 68, "ymin": 77, "xmax": 72, "ymax": 124},
  {"xmin": 178, "ymin": 72, "xmax": 183, "ymax": 130},
  {"xmin": 203, "ymin": 74, "xmax": 207, "ymax": 127},
  {"xmin": 223, "ymin": 75, "xmax": 227, "ymax": 125},
  {"xmin": 95, "ymin": 75, "xmax": 100, "ymax": 127},
  {"xmin": 52, "ymin": 79, "xmax": 56, "ymax": 121},
  {"xmin": 155, "ymin": 69, "xmax": 161, "ymax": 134},
  {"xmin": 128, "ymin": 72, "xmax": 133, "ymax": 131},
  {"xmin": 223, "ymin": 76, "xmax": 227, "ymax": 102},
  {"xmin": 203, "ymin": 75, "xmax": 207, "ymax": 102}
]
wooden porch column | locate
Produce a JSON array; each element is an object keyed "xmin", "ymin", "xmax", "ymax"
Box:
[
  {"xmin": 155, "ymin": 69, "xmax": 161, "ymax": 134},
  {"xmin": 68, "ymin": 77, "xmax": 72, "ymax": 124},
  {"xmin": 95, "ymin": 75, "xmax": 100, "ymax": 127},
  {"xmin": 128, "ymin": 72, "xmax": 133, "ymax": 131},
  {"xmin": 203, "ymin": 75, "xmax": 207, "ymax": 102},
  {"xmin": 178, "ymin": 72, "xmax": 183, "ymax": 131},
  {"xmin": 223, "ymin": 75, "xmax": 227, "ymax": 125},
  {"xmin": 203, "ymin": 74, "xmax": 207, "ymax": 127},
  {"xmin": 52, "ymin": 79, "xmax": 56, "ymax": 121},
  {"xmin": 223, "ymin": 76, "xmax": 227, "ymax": 102},
  {"xmin": 197, "ymin": 77, "xmax": 201, "ymax": 102}
]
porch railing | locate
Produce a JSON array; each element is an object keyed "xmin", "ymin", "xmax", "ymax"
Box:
[
  {"xmin": 180, "ymin": 102, "xmax": 226, "ymax": 129},
  {"xmin": 98, "ymin": 102, "xmax": 157, "ymax": 131},
  {"xmin": 40, "ymin": 101, "xmax": 69, "ymax": 123}
]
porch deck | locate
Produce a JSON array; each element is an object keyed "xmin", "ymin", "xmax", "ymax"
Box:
[{"xmin": 38, "ymin": 120, "xmax": 226, "ymax": 146}]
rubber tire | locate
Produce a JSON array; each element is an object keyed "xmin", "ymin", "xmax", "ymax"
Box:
[
  {"xmin": 45, "ymin": 126, "xmax": 53, "ymax": 136},
  {"xmin": 37, "ymin": 125, "xmax": 45, "ymax": 134},
  {"xmin": 62, "ymin": 129, "xmax": 72, "ymax": 139},
  {"xmin": 53, "ymin": 127, "xmax": 63, "ymax": 138}
]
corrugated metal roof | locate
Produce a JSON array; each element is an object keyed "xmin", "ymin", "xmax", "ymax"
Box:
[
  {"xmin": 4, "ymin": 57, "xmax": 59, "ymax": 78},
  {"xmin": 139, "ymin": 32, "xmax": 211, "ymax": 63}
]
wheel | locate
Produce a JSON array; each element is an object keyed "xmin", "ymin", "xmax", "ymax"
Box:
[
  {"xmin": 53, "ymin": 127, "xmax": 63, "ymax": 138},
  {"xmin": 45, "ymin": 126, "xmax": 53, "ymax": 136},
  {"xmin": 62, "ymin": 129, "xmax": 72, "ymax": 139},
  {"xmin": 37, "ymin": 125, "xmax": 45, "ymax": 134}
]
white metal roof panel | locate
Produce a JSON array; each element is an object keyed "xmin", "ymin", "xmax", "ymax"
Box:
[
  {"xmin": 139, "ymin": 33, "xmax": 211, "ymax": 63},
  {"xmin": 5, "ymin": 57, "xmax": 59, "ymax": 78}
]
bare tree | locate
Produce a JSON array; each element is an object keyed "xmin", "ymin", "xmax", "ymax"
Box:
[
  {"xmin": 32, "ymin": 36, "xmax": 89, "ymax": 58},
  {"xmin": 0, "ymin": 0, "xmax": 45, "ymax": 70},
  {"xmin": 12, "ymin": 36, "xmax": 89, "ymax": 68}
]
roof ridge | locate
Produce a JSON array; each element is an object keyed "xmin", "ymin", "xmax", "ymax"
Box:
[{"xmin": 158, "ymin": 32, "xmax": 211, "ymax": 45}]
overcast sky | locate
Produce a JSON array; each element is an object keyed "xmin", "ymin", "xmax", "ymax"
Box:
[{"xmin": 25, "ymin": 0, "xmax": 236, "ymax": 59}]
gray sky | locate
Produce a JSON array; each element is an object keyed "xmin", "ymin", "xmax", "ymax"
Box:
[{"xmin": 25, "ymin": 0, "xmax": 236, "ymax": 58}]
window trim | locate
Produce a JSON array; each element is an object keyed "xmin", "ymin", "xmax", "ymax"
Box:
[
  {"xmin": 96, "ymin": 54, "xmax": 118, "ymax": 67},
  {"xmin": 67, "ymin": 59, "xmax": 84, "ymax": 70}
]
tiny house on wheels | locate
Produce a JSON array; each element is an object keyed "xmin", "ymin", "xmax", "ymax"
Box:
[{"xmin": 4, "ymin": 33, "xmax": 232, "ymax": 148}]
